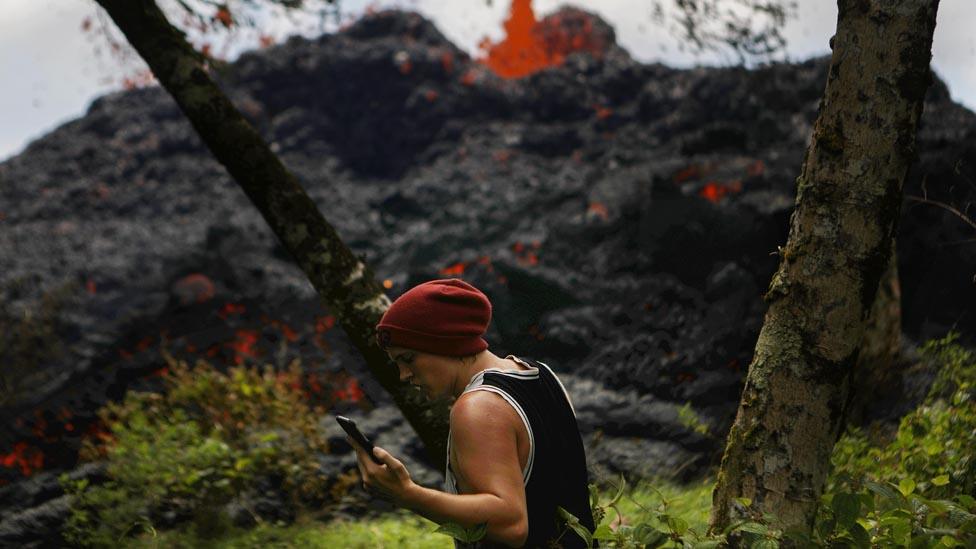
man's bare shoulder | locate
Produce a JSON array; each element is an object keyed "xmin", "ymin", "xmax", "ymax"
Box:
[{"xmin": 451, "ymin": 389, "xmax": 520, "ymax": 430}]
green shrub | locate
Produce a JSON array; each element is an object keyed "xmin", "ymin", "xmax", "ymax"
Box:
[
  {"xmin": 61, "ymin": 352, "xmax": 338, "ymax": 547},
  {"xmin": 815, "ymin": 332, "xmax": 976, "ymax": 547},
  {"xmin": 538, "ymin": 333, "xmax": 976, "ymax": 549}
]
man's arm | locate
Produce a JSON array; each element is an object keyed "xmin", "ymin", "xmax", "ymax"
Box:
[
  {"xmin": 403, "ymin": 485, "xmax": 526, "ymax": 547},
  {"xmin": 404, "ymin": 391, "xmax": 528, "ymax": 547}
]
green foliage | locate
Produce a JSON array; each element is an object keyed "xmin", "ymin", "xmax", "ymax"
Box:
[
  {"xmin": 434, "ymin": 520, "xmax": 489, "ymax": 543},
  {"xmin": 0, "ymin": 279, "xmax": 75, "ymax": 406},
  {"xmin": 58, "ymin": 333, "xmax": 976, "ymax": 548},
  {"xmin": 551, "ymin": 333, "xmax": 976, "ymax": 548},
  {"xmin": 549, "ymin": 474, "xmax": 719, "ymax": 548},
  {"xmin": 677, "ymin": 402, "xmax": 713, "ymax": 437},
  {"xmin": 60, "ymin": 352, "xmax": 336, "ymax": 548},
  {"xmin": 123, "ymin": 509, "xmax": 451, "ymax": 548},
  {"xmin": 815, "ymin": 332, "xmax": 976, "ymax": 547}
]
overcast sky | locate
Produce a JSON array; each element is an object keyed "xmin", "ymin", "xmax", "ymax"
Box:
[{"xmin": 2, "ymin": 0, "xmax": 973, "ymax": 162}]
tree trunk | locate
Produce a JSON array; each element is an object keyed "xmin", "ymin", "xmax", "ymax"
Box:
[
  {"xmin": 709, "ymin": 0, "xmax": 939, "ymax": 537},
  {"xmin": 847, "ymin": 242, "xmax": 902, "ymax": 428},
  {"xmin": 94, "ymin": 0, "xmax": 451, "ymax": 469}
]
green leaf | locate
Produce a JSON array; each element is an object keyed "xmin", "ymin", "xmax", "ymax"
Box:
[
  {"xmin": 931, "ymin": 475, "xmax": 950, "ymax": 486},
  {"xmin": 924, "ymin": 498, "xmax": 950, "ymax": 514},
  {"xmin": 956, "ymin": 495, "xmax": 976, "ymax": 509},
  {"xmin": 434, "ymin": 521, "xmax": 488, "ymax": 543},
  {"xmin": 865, "ymin": 480, "xmax": 900, "ymax": 501},
  {"xmin": 736, "ymin": 522, "xmax": 769, "ymax": 535},
  {"xmin": 632, "ymin": 524, "xmax": 668, "ymax": 547},
  {"xmin": 899, "ymin": 478, "xmax": 916, "ymax": 497},
  {"xmin": 752, "ymin": 539, "xmax": 779, "ymax": 549},
  {"xmin": 607, "ymin": 472, "xmax": 627, "ymax": 506},
  {"xmin": 939, "ymin": 534, "xmax": 959, "ymax": 548},
  {"xmin": 881, "ymin": 516, "xmax": 911, "ymax": 544},
  {"xmin": 735, "ymin": 496, "xmax": 753, "ymax": 507},
  {"xmin": 556, "ymin": 506, "xmax": 592, "ymax": 546},
  {"xmin": 692, "ymin": 541, "xmax": 723, "ymax": 549},
  {"xmin": 591, "ymin": 524, "xmax": 615, "ymax": 540},
  {"xmin": 832, "ymin": 492, "xmax": 861, "ymax": 529},
  {"xmin": 849, "ymin": 522, "xmax": 871, "ymax": 549},
  {"xmin": 666, "ymin": 515, "xmax": 689, "ymax": 536}
]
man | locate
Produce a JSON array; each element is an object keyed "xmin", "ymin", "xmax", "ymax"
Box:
[{"xmin": 347, "ymin": 277, "xmax": 597, "ymax": 548}]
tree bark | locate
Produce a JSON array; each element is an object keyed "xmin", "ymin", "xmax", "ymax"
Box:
[
  {"xmin": 709, "ymin": 0, "xmax": 939, "ymax": 537},
  {"xmin": 93, "ymin": 0, "xmax": 451, "ymax": 469},
  {"xmin": 847, "ymin": 242, "xmax": 902, "ymax": 427}
]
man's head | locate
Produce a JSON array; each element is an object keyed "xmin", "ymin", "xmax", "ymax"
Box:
[
  {"xmin": 375, "ymin": 278, "xmax": 492, "ymax": 356},
  {"xmin": 376, "ymin": 278, "xmax": 492, "ymax": 398}
]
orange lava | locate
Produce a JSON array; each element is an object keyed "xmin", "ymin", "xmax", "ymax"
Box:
[
  {"xmin": 673, "ymin": 165, "xmax": 702, "ymax": 183},
  {"xmin": 588, "ymin": 201, "xmax": 609, "ymax": 221},
  {"xmin": 218, "ymin": 302, "xmax": 246, "ymax": 320},
  {"xmin": 478, "ymin": 0, "xmax": 604, "ymax": 79},
  {"xmin": 333, "ymin": 377, "xmax": 365, "ymax": 402},
  {"xmin": 315, "ymin": 315, "xmax": 336, "ymax": 333},
  {"xmin": 699, "ymin": 180, "xmax": 743, "ymax": 203},
  {"xmin": 440, "ymin": 262, "xmax": 467, "ymax": 276},
  {"xmin": 228, "ymin": 329, "xmax": 260, "ymax": 364},
  {"xmin": 1, "ymin": 442, "xmax": 44, "ymax": 477},
  {"xmin": 440, "ymin": 51, "xmax": 455, "ymax": 73}
]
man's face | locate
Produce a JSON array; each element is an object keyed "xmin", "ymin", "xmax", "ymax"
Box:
[{"xmin": 386, "ymin": 346, "xmax": 455, "ymax": 399}]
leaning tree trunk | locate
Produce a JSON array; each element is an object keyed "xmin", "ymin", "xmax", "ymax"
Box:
[
  {"xmin": 94, "ymin": 0, "xmax": 451, "ymax": 468},
  {"xmin": 709, "ymin": 0, "xmax": 939, "ymax": 537}
]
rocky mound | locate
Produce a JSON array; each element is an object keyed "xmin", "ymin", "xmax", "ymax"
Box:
[{"xmin": 1, "ymin": 7, "xmax": 974, "ymax": 545}]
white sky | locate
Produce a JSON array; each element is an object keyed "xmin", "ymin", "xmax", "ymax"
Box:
[{"xmin": 1, "ymin": 0, "xmax": 973, "ymax": 162}]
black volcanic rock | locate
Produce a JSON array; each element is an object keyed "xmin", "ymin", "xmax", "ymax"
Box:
[{"xmin": 1, "ymin": 7, "xmax": 974, "ymax": 539}]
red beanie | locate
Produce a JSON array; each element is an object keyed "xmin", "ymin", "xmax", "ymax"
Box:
[{"xmin": 375, "ymin": 278, "xmax": 492, "ymax": 356}]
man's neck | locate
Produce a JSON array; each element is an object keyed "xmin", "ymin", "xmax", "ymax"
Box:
[{"xmin": 452, "ymin": 351, "xmax": 513, "ymax": 398}]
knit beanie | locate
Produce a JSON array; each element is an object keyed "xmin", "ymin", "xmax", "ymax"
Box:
[{"xmin": 375, "ymin": 278, "xmax": 492, "ymax": 356}]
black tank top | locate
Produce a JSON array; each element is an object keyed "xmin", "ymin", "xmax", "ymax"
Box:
[{"xmin": 444, "ymin": 355, "xmax": 597, "ymax": 548}]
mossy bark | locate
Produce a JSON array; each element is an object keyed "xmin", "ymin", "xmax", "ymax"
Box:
[
  {"xmin": 708, "ymin": 0, "xmax": 939, "ymax": 537},
  {"xmin": 94, "ymin": 0, "xmax": 450, "ymax": 469}
]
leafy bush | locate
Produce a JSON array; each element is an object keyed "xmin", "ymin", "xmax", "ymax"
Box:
[
  {"xmin": 815, "ymin": 332, "xmax": 976, "ymax": 547},
  {"xmin": 531, "ymin": 333, "xmax": 976, "ymax": 548},
  {"xmin": 61, "ymin": 351, "xmax": 337, "ymax": 547}
]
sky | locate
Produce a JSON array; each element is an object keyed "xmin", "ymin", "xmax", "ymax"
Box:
[{"xmin": 1, "ymin": 0, "xmax": 973, "ymax": 163}]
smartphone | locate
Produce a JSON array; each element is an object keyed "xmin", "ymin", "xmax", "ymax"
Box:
[{"xmin": 336, "ymin": 415, "xmax": 384, "ymax": 465}]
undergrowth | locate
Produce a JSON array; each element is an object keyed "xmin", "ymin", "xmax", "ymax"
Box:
[{"xmin": 59, "ymin": 333, "xmax": 976, "ymax": 548}]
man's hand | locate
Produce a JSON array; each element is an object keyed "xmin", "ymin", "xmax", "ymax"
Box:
[{"xmin": 347, "ymin": 435, "xmax": 417, "ymax": 507}]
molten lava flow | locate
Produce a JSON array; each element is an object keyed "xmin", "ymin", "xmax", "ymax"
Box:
[
  {"xmin": 227, "ymin": 329, "xmax": 260, "ymax": 364},
  {"xmin": 478, "ymin": 0, "xmax": 606, "ymax": 79},
  {"xmin": 587, "ymin": 201, "xmax": 609, "ymax": 221},
  {"xmin": 0, "ymin": 442, "xmax": 44, "ymax": 477},
  {"xmin": 699, "ymin": 180, "xmax": 743, "ymax": 203},
  {"xmin": 333, "ymin": 377, "xmax": 365, "ymax": 403},
  {"xmin": 218, "ymin": 302, "xmax": 246, "ymax": 320},
  {"xmin": 440, "ymin": 262, "xmax": 467, "ymax": 276}
]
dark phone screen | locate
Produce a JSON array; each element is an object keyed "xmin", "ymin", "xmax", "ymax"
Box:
[{"xmin": 336, "ymin": 415, "xmax": 384, "ymax": 465}]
